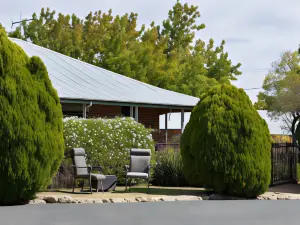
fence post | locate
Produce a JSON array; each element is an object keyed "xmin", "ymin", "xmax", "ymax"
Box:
[
  {"xmin": 295, "ymin": 145, "xmax": 298, "ymax": 182},
  {"xmin": 271, "ymin": 144, "xmax": 273, "ymax": 185}
]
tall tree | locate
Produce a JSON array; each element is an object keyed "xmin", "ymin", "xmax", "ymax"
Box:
[
  {"xmin": 8, "ymin": 2, "xmax": 241, "ymax": 98},
  {"xmin": 255, "ymin": 50, "xmax": 300, "ymax": 144},
  {"xmin": 160, "ymin": 1, "xmax": 241, "ymax": 94},
  {"xmin": 161, "ymin": 1, "xmax": 205, "ymax": 54}
]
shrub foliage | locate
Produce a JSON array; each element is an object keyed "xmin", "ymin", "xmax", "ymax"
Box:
[
  {"xmin": 63, "ymin": 117, "xmax": 155, "ymax": 182},
  {"xmin": 152, "ymin": 149, "xmax": 189, "ymax": 187},
  {"xmin": 181, "ymin": 84, "xmax": 271, "ymax": 197},
  {"xmin": 0, "ymin": 30, "xmax": 64, "ymax": 204}
]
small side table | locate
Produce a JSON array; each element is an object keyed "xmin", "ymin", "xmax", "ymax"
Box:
[{"xmin": 92, "ymin": 175, "xmax": 117, "ymax": 192}]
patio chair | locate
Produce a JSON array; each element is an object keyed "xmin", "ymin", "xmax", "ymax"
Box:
[
  {"xmin": 125, "ymin": 149, "xmax": 151, "ymax": 194},
  {"xmin": 71, "ymin": 148, "xmax": 106, "ymax": 193}
]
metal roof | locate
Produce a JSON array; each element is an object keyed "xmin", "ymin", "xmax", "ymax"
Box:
[{"xmin": 11, "ymin": 38, "xmax": 199, "ymax": 109}]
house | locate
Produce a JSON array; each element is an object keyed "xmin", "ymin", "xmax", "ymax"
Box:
[{"xmin": 11, "ymin": 38, "xmax": 199, "ymax": 142}]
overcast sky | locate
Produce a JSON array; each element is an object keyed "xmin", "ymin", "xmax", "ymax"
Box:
[{"xmin": 1, "ymin": 0, "xmax": 299, "ymax": 103}]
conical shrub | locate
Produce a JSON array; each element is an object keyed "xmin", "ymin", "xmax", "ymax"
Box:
[
  {"xmin": 0, "ymin": 29, "xmax": 64, "ymax": 205},
  {"xmin": 181, "ymin": 84, "xmax": 271, "ymax": 197}
]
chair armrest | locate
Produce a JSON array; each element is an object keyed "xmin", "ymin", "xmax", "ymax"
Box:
[
  {"xmin": 147, "ymin": 165, "xmax": 151, "ymax": 174},
  {"xmin": 91, "ymin": 166, "xmax": 103, "ymax": 173},
  {"xmin": 72, "ymin": 165, "xmax": 92, "ymax": 172},
  {"xmin": 72, "ymin": 165, "xmax": 92, "ymax": 169}
]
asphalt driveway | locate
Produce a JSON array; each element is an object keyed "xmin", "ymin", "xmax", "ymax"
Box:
[{"xmin": 1, "ymin": 201, "xmax": 299, "ymax": 225}]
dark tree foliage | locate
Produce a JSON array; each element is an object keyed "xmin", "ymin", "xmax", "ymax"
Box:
[
  {"xmin": 181, "ymin": 84, "xmax": 271, "ymax": 197},
  {"xmin": 0, "ymin": 29, "xmax": 64, "ymax": 205},
  {"xmin": 8, "ymin": 1, "xmax": 241, "ymax": 98}
]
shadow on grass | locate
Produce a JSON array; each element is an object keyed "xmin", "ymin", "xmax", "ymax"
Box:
[
  {"xmin": 268, "ymin": 183, "xmax": 300, "ymax": 194},
  {"xmin": 114, "ymin": 187, "xmax": 213, "ymax": 196},
  {"xmin": 43, "ymin": 189, "xmax": 95, "ymax": 195}
]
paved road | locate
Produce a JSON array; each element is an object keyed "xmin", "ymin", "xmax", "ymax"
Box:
[{"xmin": 1, "ymin": 201, "xmax": 299, "ymax": 225}]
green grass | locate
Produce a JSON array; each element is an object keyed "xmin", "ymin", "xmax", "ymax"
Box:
[
  {"xmin": 43, "ymin": 185, "xmax": 213, "ymax": 197},
  {"xmin": 114, "ymin": 186, "xmax": 213, "ymax": 196}
]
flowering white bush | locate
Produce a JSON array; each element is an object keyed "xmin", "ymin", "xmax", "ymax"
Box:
[{"xmin": 63, "ymin": 117, "xmax": 155, "ymax": 182}]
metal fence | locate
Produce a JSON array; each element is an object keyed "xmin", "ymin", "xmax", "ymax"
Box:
[
  {"xmin": 48, "ymin": 165, "xmax": 74, "ymax": 189},
  {"xmin": 271, "ymin": 143, "xmax": 298, "ymax": 186}
]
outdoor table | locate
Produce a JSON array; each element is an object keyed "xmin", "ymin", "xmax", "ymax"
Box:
[{"xmin": 92, "ymin": 175, "xmax": 117, "ymax": 192}]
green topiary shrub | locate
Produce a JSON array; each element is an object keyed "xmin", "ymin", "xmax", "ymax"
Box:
[
  {"xmin": 181, "ymin": 84, "xmax": 271, "ymax": 198},
  {"xmin": 295, "ymin": 123, "xmax": 300, "ymax": 145},
  {"xmin": 0, "ymin": 30, "xmax": 64, "ymax": 205},
  {"xmin": 63, "ymin": 117, "xmax": 155, "ymax": 184},
  {"xmin": 152, "ymin": 148, "xmax": 189, "ymax": 187},
  {"xmin": 297, "ymin": 163, "xmax": 300, "ymax": 182}
]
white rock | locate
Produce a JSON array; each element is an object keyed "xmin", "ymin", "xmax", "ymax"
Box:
[
  {"xmin": 94, "ymin": 199, "xmax": 104, "ymax": 203},
  {"xmin": 135, "ymin": 197, "xmax": 148, "ymax": 202},
  {"xmin": 152, "ymin": 197, "xmax": 164, "ymax": 202},
  {"xmin": 175, "ymin": 196, "xmax": 202, "ymax": 201},
  {"xmin": 58, "ymin": 196, "xmax": 73, "ymax": 203},
  {"xmin": 102, "ymin": 198, "xmax": 110, "ymax": 203},
  {"xmin": 161, "ymin": 196, "xmax": 176, "ymax": 202},
  {"xmin": 82, "ymin": 199, "xmax": 95, "ymax": 204},
  {"xmin": 277, "ymin": 195, "xmax": 287, "ymax": 200},
  {"xmin": 256, "ymin": 196, "xmax": 265, "ymax": 200},
  {"xmin": 43, "ymin": 196, "xmax": 58, "ymax": 203},
  {"xmin": 110, "ymin": 198, "xmax": 126, "ymax": 203},
  {"xmin": 124, "ymin": 198, "xmax": 138, "ymax": 203},
  {"xmin": 146, "ymin": 197, "xmax": 155, "ymax": 202},
  {"xmin": 29, "ymin": 199, "xmax": 46, "ymax": 204},
  {"xmin": 295, "ymin": 195, "xmax": 300, "ymax": 200},
  {"xmin": 266, "ymin": 195, "xmax": 278, "ymax": 200}
]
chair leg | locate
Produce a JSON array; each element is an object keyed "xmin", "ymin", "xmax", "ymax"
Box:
[
  {"xmin": 129, "ymin": 179, "xmax": 132, "ymax": 192},
  {"xmin": 147, "ymin": 177, "xmax": 150, "ymax": 194},
  {"xmin": 72, "ymin": 178, "xmax": 76, "ymax": 193},
  {"xmin": 81, "ymin": 181, "xmax": 84, "ymax": 192},
  {"xmin": 101, "ymin": 180, "xmax": 104, "ymax": 194},
  {"xmin": 90, "ymin": 177, "xmax": 92, "ymax": 194}
]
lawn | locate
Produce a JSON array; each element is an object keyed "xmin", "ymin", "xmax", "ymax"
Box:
[{"xmin": 38, "ymin": 185, "xmax": 212, "ymax": 199}]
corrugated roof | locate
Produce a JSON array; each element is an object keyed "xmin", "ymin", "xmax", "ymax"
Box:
[{"xmin": 10, "ymin": 38, "xmax": 199, "ymax": 109}]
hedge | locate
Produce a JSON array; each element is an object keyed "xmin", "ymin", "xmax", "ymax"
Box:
[{"xmin": 63, "ymin": 117, "xmax": 155, "ymax": 183}]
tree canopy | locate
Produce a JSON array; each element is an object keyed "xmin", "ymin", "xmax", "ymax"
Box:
[
  {"xmin": 9, "ymin": 1, "xmax": 241, "ymax": 97},
  {"xmin": 255, "ymin": 50, "xmax": 300, "ymax": 143}
]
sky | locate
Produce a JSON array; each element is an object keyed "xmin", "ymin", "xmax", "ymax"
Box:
[{"xmin": 1, "ymin": 0, "xmax": 300, "ymax": 103}]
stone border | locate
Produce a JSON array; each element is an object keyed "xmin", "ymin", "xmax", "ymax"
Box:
[
  {"xmin": 29, "ymin": 195, "xmax": 203, "ymax": 204},
  {"xmin": 29, "ymin": 192, "xmax": 300, "ymax": 204}
]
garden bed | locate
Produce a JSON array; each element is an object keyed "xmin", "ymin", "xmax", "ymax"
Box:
[{"xmin": 29, "ymin": 184, "xmax": 300, "ymax": 204}]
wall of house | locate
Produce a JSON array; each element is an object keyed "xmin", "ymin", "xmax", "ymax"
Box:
[
  {"xmin": 157, "ymin": 129, "xmax": 182, "ymax": 143},
  {"xmin": 61, "ymin": 103, "xmax": 185, "ymax": 143},
  {"xmin": 138, "ymin": 107, "xmax": 169, "ymax": 142},
  {"xmin": 88, "ymin": 104, "xmax": 122, "ymax": 118}
]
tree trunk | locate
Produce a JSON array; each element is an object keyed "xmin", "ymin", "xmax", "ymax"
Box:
[{"xmin": 291, "ymin": 115, "xmax": 300, "ymax": 146}]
